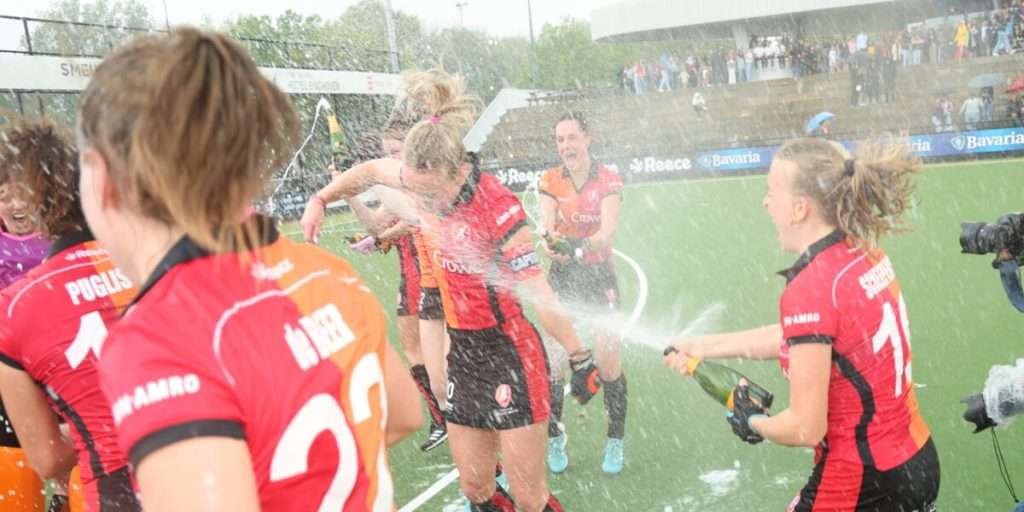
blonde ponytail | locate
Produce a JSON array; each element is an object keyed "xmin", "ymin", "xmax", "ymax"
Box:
[
  {"xmin": 401, "ymin": 69, "xmax": 481, "ymax": 179},
  {"xmin": 777, "ymin": 137, "xmax": 921, "ymax": 249}
]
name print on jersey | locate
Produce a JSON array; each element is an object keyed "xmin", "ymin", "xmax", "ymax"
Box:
[
  {"xmin": 65, "ymin": 268, "xmax": 133, "ymax": 305},
  {"xmin": 859, "ymin": 256, "xmax": 896, "ymax": 300},
  {"xmin": 284, "ymin": 303, "xmax": 356, "ymax": 371}
]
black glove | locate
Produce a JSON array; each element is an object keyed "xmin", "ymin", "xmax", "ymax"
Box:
[
  {"xmin": 962, "ymin": 393, "xmax": 996, "ymax": 433},
  {"xmin": 726, "ymin": 383, "xmax": 768, "ymax": 445},
  {"xmin": 47, "ymin": 494, "xmax": 69, "ymax": 512},
  {"xmin": 566, "ymin": 237, "xmax": 589, "ymax": 261},
  {"xmin": 570, "ymin": 349, "xmax": 601, "ymax": 405}
]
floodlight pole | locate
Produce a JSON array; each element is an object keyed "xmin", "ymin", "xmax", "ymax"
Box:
[
  {"xmin": 527, "ymin": 0, "xmax": 537, "ymax": 86},
  {"xmin": 162, "ymin": 0, "xmax": 170, "ymax": 31},
  {"xmin": 456, "ymin": 2, "xmax": 469, "ymax": 27},
  {"xmin": 383, "ymin": 0, "xmax": 401, "ymax": 73},
  {"xmin": 527, "ymin": 0, "xmax": 535, "ymax": 45}
]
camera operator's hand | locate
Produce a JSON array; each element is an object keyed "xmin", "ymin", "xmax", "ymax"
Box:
[{"xmin": 962, "ymin": 393, "xmax": 996, "ymax": 433}]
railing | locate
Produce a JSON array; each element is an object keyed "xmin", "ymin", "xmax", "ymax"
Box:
[
  {"xmin": 0, "ymin": 14, "xmax": 394, "ymax": 122},
  {"xmin": 0, "ymin": 14, "xmax": 391, "ymax": 71}
]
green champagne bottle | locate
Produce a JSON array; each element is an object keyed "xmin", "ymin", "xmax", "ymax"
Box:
[
  {"xmin": 540, "ymin": 229, "xmax": 582, "ymax": 259},
  {"xmin": 327, "ymin": 114, "xmax": 348, "ymax": 160},
  {"xmin": 667, "ymin": 349, "xmax": 774, "ymax": 411}
]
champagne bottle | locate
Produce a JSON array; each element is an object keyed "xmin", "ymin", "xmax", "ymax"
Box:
[
  {"xmin": 327, "ymin": 113, "xmax": 348, "ymax": 161},
  {"xmin": 539, "ymin": 229, "xmax": 583, "ymax": 259},
  {"xmin": 666, "ymin": 347, "xmax": 774, "ymax": 411}
]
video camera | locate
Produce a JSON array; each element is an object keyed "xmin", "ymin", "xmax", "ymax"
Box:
[
  {"xmin": 960, "ymin": 213, "xmax": 1024, "ymax": 258},
  {"xmin": 960, "ymin": 213, "xmax": 1024, "ymax": 313}
]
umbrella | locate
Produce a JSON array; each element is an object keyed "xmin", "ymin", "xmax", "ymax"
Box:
[
  {"xmin": 1007, "ymin": 77, "xmax": 1024, "ymax": 94},
  {"xmin": 805, "ymin": 111, "xmax": 834, "ymax": 135},
  {"xmin": 969, "ymin": 73, "xmax": 1004, "ymax": 89}
]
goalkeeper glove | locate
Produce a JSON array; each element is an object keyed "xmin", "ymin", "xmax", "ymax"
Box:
[
  {"xmin": 570, "ymin": 349, "xmax": 601, "ymax": 405},
  {"xmin": 726, "ymin": 382, "xmax": 768, "ymax": 445}
]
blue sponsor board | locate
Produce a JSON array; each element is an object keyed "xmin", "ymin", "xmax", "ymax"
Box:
[
  {"xmin": 484, "ymin": 127, "xmax": 1024, "ymax": 191},
  {"xmin": 905, "ymin": 127, "xmax": 1024, "ymax": 158},
  {"xmin": 695, "ymin": 146, "xmax": 777, "ymax": 172}
]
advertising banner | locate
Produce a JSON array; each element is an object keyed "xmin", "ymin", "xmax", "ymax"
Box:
[
  {"xmin": 0, "ymin": 53, "xmax": 401, "ymax": 96},
  {"xmin": 486, "ymin": 126, "xmax": 1024, "ymax": 192}
]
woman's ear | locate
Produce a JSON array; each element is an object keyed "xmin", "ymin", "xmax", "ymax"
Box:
[
  {"xmin": 791, "ymin": 195, "xmax": 811, "ymax": 225},
  {"xmin": 80, "ymin": 148, "xmax": 120, "ymax": 211}
]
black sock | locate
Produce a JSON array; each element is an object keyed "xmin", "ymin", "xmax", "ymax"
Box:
[
  {"xmin": 410, "ymin": 364, "xmax": 444, "ymax": 425},
  {"xmin": 603, "ymin": 374, "xmax": 628, "ymax": 439},
  {"xmin": 548, "ymin": 379, "xmax": 565, "ymax": 437},
  {"xmin": 544, "ymin": 494, "xmax": 565, "ymax": 512},
  {"xmin": 469, "ymin": 486, "xmax": 516, "ymax": 512}
]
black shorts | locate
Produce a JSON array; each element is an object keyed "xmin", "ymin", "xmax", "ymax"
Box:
[
  {"xmin": 791, "ymin": 438, "xmax": 940, "ymax": 512},
  {"xmin": 445, "ymin": 317, "xmax": 550, "ymax": 430},
  {"xmin": 0, "ymin": 399, "xmax": 19, "ymax": 448},
  {"xmin": 418, "ymin": 287, "xmax": 444, "ymax": 321},
  {"xmin": 95, "ymin": 467, "xmax": 142, "ymax": 511},
  {"xmin": 548, "ymin": 260, "xmax": 620, "ymax": 310}
]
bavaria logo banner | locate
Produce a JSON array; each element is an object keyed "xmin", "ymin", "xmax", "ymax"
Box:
[
  {"xmin": 695, "ymin": 147, "xmax": 776, "ymax": 171},
  {"xmin": 479, "ymin": 127, "xmax": 1024, "ymax": 192}
]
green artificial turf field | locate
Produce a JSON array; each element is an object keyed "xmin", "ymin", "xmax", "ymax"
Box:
[{"xmin": 285, "ymin": 159, "xmax": 1024, "ymax": 511}]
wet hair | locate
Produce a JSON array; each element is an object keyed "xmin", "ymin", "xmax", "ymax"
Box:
[
  {"xmin": 775, "ymin": 137, "xmax": 920, "ymax": 249},
  {"xmin": 553, "ymin": 111, "xmax": 589, "ymax": 135},
  {"xmin": 381, "ymin": 96, "xmax": 430, "ymax": 142},
  {"xmin": 401, "ymin": 69, "xmax": 481, "ymax": 180},
  {"xmin": 77, "ymin": 27, "xmax": 299, "ymax": 252},
  {"xmin": 0, "ymin": 120, "xmax": 84, "ymax": 237}
]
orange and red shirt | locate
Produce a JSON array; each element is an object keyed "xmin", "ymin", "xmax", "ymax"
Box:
[
  {"xmin": 538, "ymin": 164, "xmax": 622, "ymax": 265},
  {"xmin": 100, "ymin": 218, "xmax": 394, "ymax": 511}
]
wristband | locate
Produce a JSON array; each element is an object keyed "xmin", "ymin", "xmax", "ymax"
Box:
[
  {"xmin": 310, "ymin": 194, "xmax": 328, "ymax": 210},
  {"xmin": 747, "ymin": 413, "xmax": 767, "ymax": 431},
  {"xmin": 569, "ymin": 348, "xmax": 592, "ymax": 362}
]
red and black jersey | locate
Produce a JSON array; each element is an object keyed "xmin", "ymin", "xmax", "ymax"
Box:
[
  {"xmin": 425, "ymin": 166, "xmax": 540, "ymax": 330},
  {"xmin": 777, "ymin": 230, "xmax": 932, "ymax": 474},
  {"xmin": 99, "ymin": 218, "xmax": 394, "ymax": 511},
  {"xmin": 394, "ymin": 234, "xmax": 422, "ymax": 317},
  {"xmin": 0, "ymin": 230, "xmax": 136, "ymax": 506},
  {"xmin": 538, "ymin": 164, "xmax": 622, "ymax": 265}
]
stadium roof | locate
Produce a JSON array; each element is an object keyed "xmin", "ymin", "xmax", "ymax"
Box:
[{"xmin": 591, "ymin": 0, "xmax": 940, "ymax": 42}]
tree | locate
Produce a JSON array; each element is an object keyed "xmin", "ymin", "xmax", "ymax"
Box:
[
  {"xmin": 416, "ymin": 27, "xmax": 531, "ymax": 103},
  {"xmin": 26, "ymin": 0, "xmax": 152, "ymax": 57}
]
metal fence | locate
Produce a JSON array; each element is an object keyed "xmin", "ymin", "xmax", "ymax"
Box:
[{"xmin": 0, "ymin": 14, "xmax": 392, "ymax": 68}]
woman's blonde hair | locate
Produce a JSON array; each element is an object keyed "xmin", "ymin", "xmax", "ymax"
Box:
[
  {"xmin": 77, "ymin": 27, "xmax": 299, "ymax": 252},
  {"xmin": 775, "ymin": 137, "xmax": 920, "ymax": 249},
  {"xmin": 400, "ymin": 69, "xmax": 481, "ymax": 180}
]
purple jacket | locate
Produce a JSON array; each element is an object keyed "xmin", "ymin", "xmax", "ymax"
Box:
[{"xmin": 0, "ymin": 231, "xmax": 50, "ymax": 289}]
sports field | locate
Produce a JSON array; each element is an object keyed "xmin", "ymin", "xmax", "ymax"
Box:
[{"xmin": 288, "ymin": 159, "xmax": 1023, "ymax": 511}]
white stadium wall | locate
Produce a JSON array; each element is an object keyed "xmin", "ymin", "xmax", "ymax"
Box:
[{"xmin": 592, "ymin": 0, "xmax": 919, "ymax": 41}]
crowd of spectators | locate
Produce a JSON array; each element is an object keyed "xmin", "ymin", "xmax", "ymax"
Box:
[{"xmin": 617, "ymin": 3, "xmax": 1024, "ymax": 98}]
